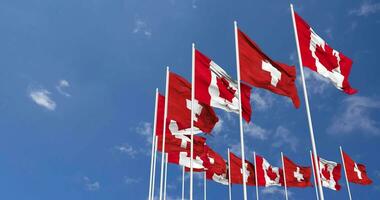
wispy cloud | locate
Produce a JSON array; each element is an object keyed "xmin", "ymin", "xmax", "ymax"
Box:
[
  {"xmin": 328, "ymin": 96, "xmax": 380, "ymax": 135},
  {"xmin": 212, "ymin": 119, "xmax": 223, "ymax": 135},
  {"xmin": 56, "ymin": 79, "xmax": 71, "ymax": 97},
  {"xmin": 191, "ymin": 0, "xmax": 198, "ymax": 9},
  {"xmin": 124, "ymin": 177, "xmax": 141, "ymax": 184},
  {"xmin": 83, "ymin": 176, "xmax": 100, "ymax": 191},
  {"xmin": 114, "ymin": 143, "xmax": 138, "ymax": 158},
  {"xmin": 299, "ymin": 69, "xmax": 330, "ymax": 95},
  {"xmin": 244, "ymin": 122, "xmax": 270, "ymax": 140},
  {"xmin": 350, "ymin": 1, "xmax": 380, "ymax": 16},
  {"xmin": 136, "ymin": 122, "xmax": 153, "ymax": 143},
  {"xmin": 29, "ymin": 88, "xmax": 56, "ymax": 111},
  {"xmin": 250, "ymin": 90, "xmax": 275, "ymax": 111},
  {"xmin": 261, "ymin": 187, "xmax": 292, "ymax": 198},
  {"xmin": 272, "ymin": 126, "xmax": 299, "ymax": 152},
  {"xmin": 133, "ymin": 19, "xmax": 152, "ymax": 37}
]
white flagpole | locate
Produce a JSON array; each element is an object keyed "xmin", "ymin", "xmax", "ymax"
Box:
[
  {"xmin": 182, "ymin": 166, "xmax": 185, "ymax": 200},
  {"xmin": 149, "ymin": 89, "xmax": 159, "ymax": 200},
  {"xmin": 281, "ymin": 152, "xmax": 289, "ymax": 200},
  {"xmin": 204, "ymin": 172, "xmax": 207, "ymax": 200},
  {"xmin": 290, "ymin": 4, "xmax": 325, "ymax": 200},
  {"xmin": 152, "ymin": 135, "xmax": 159, "ymax": 200},
  {"xmin": 228, "ymin": 148, "xmax": 232, "ymax": 200},
  {"xmin": 234, "ymin": 20, "xmax": 248, "ymax": 200},
  {"xmin": 164, "ymin": 153, "xmax": 168, "ymax": 200},
  {"xmin": 190, "ymin": 43, "xmax": 195, "ymax": 200},
  {"xmin": 340, "ymin": 146, "xmax": 353, "ymax": 200},
  {"xmin": 253, "ymin": 152, "xmax": 259, "ymax": 200},
  {"xmin": 159, "ymin": 67, "xmax": 170, "ymax": 200},
  {"xmin": 310, "ymin": 151, "xmax": 320, "ymax": 200}
]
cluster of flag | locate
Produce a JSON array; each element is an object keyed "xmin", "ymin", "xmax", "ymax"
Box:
[{"xmin": 147, "ymin": 5, "xmax": 371, "ymax": 200}]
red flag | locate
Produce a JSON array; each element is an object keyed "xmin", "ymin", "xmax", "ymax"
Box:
[
  {"xmin": 256, "ymin": 154, "xmax": 284, "ymax": 186},
  {"xmin": 294, "ymin": 12, "xmax": 357, "ymax": 94},
  {"xmin": 342, "ymin": 151, "xmax": 372, "ymax": 185},
  {"xmin": 168, "ymin": 150, "xmax": 206, "ymax": 171},
  {"xmin": 157, "ymin": 134, "xmax": 206, "ymax": 154},
  {"xmin": 204, "ymin": 147, "xmax": 229, "ymax": 185},
  {"xmin": 168, "ymin": 72, "xmax": 219, "ymax": 134},
  {"xmin": 195, "ymin": 49, "xmax": 252, "ymax": 122},
  {"xmin": 237, "ymin": 28, "xmax": 300, "ymax": 108},
  {"xmin": 318, "ymin": 157, "xmax": 342, "ymax": 191},
  {"xmin": 155, "ymin": 94, "xmax": 165, "ymax": 136},
  {"xmin": 229, "ymin": 152, "xmax": 255, "ymax": 186},
  {"xmin": 283, "ymin": 156, "xmax": 312, "ymax": 187}
]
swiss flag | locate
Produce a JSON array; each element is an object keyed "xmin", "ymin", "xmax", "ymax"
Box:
[
  {"xmin": 294, "ymin": 12, "xmax": 357, "ymax": 95},
  {"xmin": 237, "ymin": 28, "xmax": 300, "ymax": 108},
  {"xmin": 157, "ymin": 134, "xmax": 206, "ymax": 154},
  {"xmin": 318, "ymin": 157, "xmax": 342, "ymax": 191},
  {"xmin": 255, "ymin": 154, "xmax": 284, "ymax": 187},
  {"xmin": 195, "ymin": 49, "xmax": 252, "ymax": 122},
  {"xmin": 229, "ymin": 152, "xmax": 255, "ymax": 186},
  {"xmin": 168, "ymin": 72, "xmax": 219, "ymax": 134},
  {"xmin": 283, "ymin": 156, "xmax": 312, "ymax": 187},
  {"xmin": 168, "ymin": 150, "xmax": 207, "ymax": 171},
  {"xmin": 342, "ymin": 150, "xmax": 372, "ymax": 185}
]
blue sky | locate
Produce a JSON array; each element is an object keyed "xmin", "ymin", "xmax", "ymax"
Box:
[{"xmin": 0, "ymin": 0, "xmax": 379, "ymax": 199}]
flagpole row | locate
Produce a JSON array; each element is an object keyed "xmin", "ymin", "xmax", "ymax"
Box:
[
  {"xmin": 340, "ymin": 146, "xmax": 353, "ymax": 200},
  {"xmin": 164, "ymin": 153, "xmax": 168, "ymax": 200},
  {"xmin": 152, "ymin": 136, "xmax": 158, "ymax": 200},
  {"xmin": 281, "ymin": 152, "xmax": 289, "ymax": 200},
  {"xmin": 290, "ymin": 4, "xmax": 325, "ymax": 200},
  {"xmin": 228, "ymin": 148, "xmax": 232, "ymax": 200},
  {"xmin": 253, "ymin": 152, "xmax": 259, "ymax": 200},
  {"xmin": 234, "ymin": 20, "xmax": 248, "ymax": 200},
  {"xmin": 149, "ymin": 89, "xmax": 159, "ymax": 200},
  {"xmin": 310, "ymin": 151, "xmax": 320, "ymax": 200},
  {"xmin": 204, "ymin": 171, "xmax": 207, "ymax": 200},
  {"xmin": 190, "ymin": 43, "xmax": 195, "ymax": 200},
  {"xmin": 159, "ymin": 67, "xmax": 170, "ymax": 200}
]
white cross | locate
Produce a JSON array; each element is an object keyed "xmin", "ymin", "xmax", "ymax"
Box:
[
  {"xmin": 354, "ymin": 163, "xmax": 363, "ymax": 180},
  {"xmin": 293, "ymin": 167, "xmax": 304, "ymax": 182},
  {"xmin": 186, "ymin": 99, "xmax": 203, "ymax": 122},
  {"xmin": 262, "ymin": 60, "xmax": 281, "ymax": 87}
]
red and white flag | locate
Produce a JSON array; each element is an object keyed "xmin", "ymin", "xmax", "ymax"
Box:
[
  {"xmin": 256, "ymin": 154, "xmax": 284, "ymax": 187},
  {"xmin": 168, "ymin": 72, "xmax": 219, "ymax": 135},
  {"xmin": 168, "ymin": 150, "xmax": 206, "ymax": 171},
  {"xmin": 342, "ymin": 151, "xmax": 372, "ymax": 185},
  {"xmin": 294, "ymin": 12, "xmax": 357, "ymax": 94},
  {"xmin": 237, "ymin": 28, "xmax": 301, "ymax": 108},
  {"xmin": 157, "ymin": 134, "xmax": 206, "ymax": 154},
  {"xmin": 155, "ymin": 93, "xmax": 165, "ymax": 136},
  {"xmin": 283, "ymin": 156, "xmax": 312, "ymax": 187},
  {"xmin": 195, "ymin": 49, "xmax": 252, "ymax": 122},
  {"xmin": 204, "ymin": 147, "xmax": 229, "ymax": 185},
  {"xmin": 229, "ymin": 152, "xmax": 255, "ymax": 186},
  {"xmin": 318, "ymin": 157, "xmax": 342, "ymax": 190}
]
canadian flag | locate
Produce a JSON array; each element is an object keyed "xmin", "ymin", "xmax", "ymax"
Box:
[
  {"xmin": 256, "ymin": 154, "xmax": 284, "ymax": 187},
  {"xmin": 195, "ymin": 49, "xmax": 252, "ymax": 122},
  {"xmin": 237, "ymin": 28, "xmax": 301, "ymax": 108},
  {"xmin": 342, "ymin": 150, "xmax": 372, "ymax": 185},
  {"xmin": 204, "ymin": 147, "xmax": 229, "ymax": 185},
  {"xmin": 229, "ymin": 152, "xmax": 255, "ymax": 186},
  {"xmin": 294, "ymin": 12, "xmax": 357, "ymax": 94},
  {"xmin": 168, "ymin": 72, "xmax": 219, "ymax": 134},
  {"xmin": 283, "ymin": 156, "xmax": 312, "ymax": 187},
  {"xmin": 318, "ymin": 157, "xmax": 342, "ymax": 191}
]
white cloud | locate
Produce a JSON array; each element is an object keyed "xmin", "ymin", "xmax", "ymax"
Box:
[
  {"xmin": 350, "ymin": 1, "xmax": 380, "ymax": 16},
  {"xmin": 212, "ymin": 119, "xmax": 223, "ymax": 135},
  {"xmin": 136, "ymin": 122, "xmax": 153, "ymax": 143},
  {"xmin": 244, "ymin": 122, "xmax": 269, "ymax": 140},
  {"xmin": 261, "ymin": 187, "xmax": 292, "ymax": 198},
  {"xmin": 83, "ymin": 176, "xmax": 100, "ymax": 191},
  {"xmin": 272, "ymin": 126, "xmax": 299, "ymax": 152},
  {"xmin": 328, "ymin": 96, "xmax": 380, "ymax": 135},
  {"xmin": 250, "ymin": 91, "xmax": 275, "ymax": 111},
  {"xmin": 114, "ymin": 143, "xmax": 138, "ymax": 158},
  {"xmin": 191, "ymin": 0, "xmax": 198, "ymax": 8},
  {"xmin": 56, "ymin": 79, "xmax": 71, "ymax": 97},
  {"xmin": 124, "ymin": 177, "xmax": 141, "ymax": 184},
  {"xmin": 300, "ymin": 68, "xmax": 330, "ymax": 95},
  {"xmin": 133, "ymin": 19, "xmax": 152, "ymax": 37},
  {"xmin": 29, "ymin": 88, "xmax": 56, "ymax": 111}
]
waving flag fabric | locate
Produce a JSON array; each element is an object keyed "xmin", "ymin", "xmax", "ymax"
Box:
[
  {"xmin": 342, "ymin": 151, "xmax": 372, "ymax": 185},
  {"xmin": 157, "ymin": 134, "xmax": 206, "ymax": 154},
  {"xmin": 318, "ymin": 157, "xmax": 342, "ymax": 190},
  {"xmin": 195, "ymin": 49, "xmax": 252, "ymax": 122},
  {"xmin": 168, "ymin": 72, "xmax": 219, "ymax": 134},
  {"xmin": 229, "ymin": 152, "xmax": 256, "ymax": 185},
  {"xmin": 155, "ymin": 94, "xmax": 165, "ymax": 136},
  {"xmin": 204, "ymin": 147, "xmax": 229, "ymax": 185},
  {"xmin": 237, "ymin": 28, "xmax": 300, "ymax": 108},
  {"xmin": 283, "ymin": 156, "xmax": 312, "ymax": 187},
  {"xmin": 294, "ymin": 12, "xmax": 357, "ymax": 94},
  {"xmin": 256, "ymin": 154, "xmax": 284, "ymax": 187}
]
